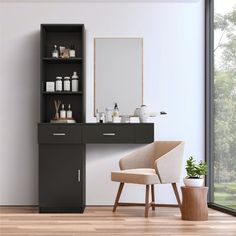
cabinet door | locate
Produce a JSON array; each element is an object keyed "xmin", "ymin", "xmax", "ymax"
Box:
[{"xmin": 39, "ymin": 144, "xmax": 85, "ymax": 209}]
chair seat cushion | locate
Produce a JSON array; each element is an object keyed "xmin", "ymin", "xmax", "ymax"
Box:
[{"xmin": 111, "ymin": 168, "xmax": 160, "ymax": 185}]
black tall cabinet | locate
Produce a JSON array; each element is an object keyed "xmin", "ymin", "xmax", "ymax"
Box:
[{"xmin": 38, "ymin": 24, "xmax": 86, "ymax": 213}]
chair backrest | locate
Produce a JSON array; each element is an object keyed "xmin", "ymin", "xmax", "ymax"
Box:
[
  {"xmin": 119, "ymin": 142, "xmax": 156, "ymax": 170},
  {"xmin": 119, "ymin": 141, "xmax": 184, "ymax": 170},
  {"xmin": 153, "ymin": 141, "xmax": 185, "ymax": 183},
  {"xmin": 152, "ymin": 141, "xmax": 184, "ymax": 164}
]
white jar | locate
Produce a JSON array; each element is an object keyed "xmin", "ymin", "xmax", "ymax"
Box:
[
  {"xmin": 71, "ymin": 72, "xmax": 79, "ymax": 92},
  {"xmin": 64, "ymin": 77, "xmax": 70, "ymax": 91},
  {"xmin": 105, "ymin": 108, "xmax": 113, "ymax": 123},
  {"xmin": 139, "ymin": 105, "xmax": 149, "ymax": 123},
  {"xmin": 56, "ymin": 76, "xmax": 62, "ymax": 91}
]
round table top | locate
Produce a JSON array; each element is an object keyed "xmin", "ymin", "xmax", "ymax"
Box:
[{"xmin": 181, "ymin": 186, "xmax": 208, "ymax": 190}]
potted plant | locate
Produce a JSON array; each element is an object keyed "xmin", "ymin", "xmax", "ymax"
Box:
[{"xmin": 183, "ymin": 156, "xmax": 207, "ymax": 187}]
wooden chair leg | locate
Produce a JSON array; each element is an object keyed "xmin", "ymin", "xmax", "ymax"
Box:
[
  {"xmin": 151, "ymin": 185, "xmax": 155, "ymax": 211},
  {"xmin": 171, "ymin": 183, "xmax": 182, "ymax": 212},
  {"xmin": 145, "ymin": 185, "xmax": 150, "ymax": 218},
  {"xmin": 113, "ymin": 183, "xmax": 124, "ymax": 212}
]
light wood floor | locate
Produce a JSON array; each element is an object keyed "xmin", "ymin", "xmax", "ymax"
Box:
[{"xmin": 0, "ymin": 206, "xmax": 236, "ymax": 236}]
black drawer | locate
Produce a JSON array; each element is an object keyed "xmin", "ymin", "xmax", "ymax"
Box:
[
  {"xmin": 38, "ymin": 124, "xmax": 82, "ymax": 144},
  {"xmin": 83, "ymin": 124, "xmax": 135, "ymax": 143},
  {"xmin": 135, "ymin": 124, "xmax": 154, "ymax": 143}
]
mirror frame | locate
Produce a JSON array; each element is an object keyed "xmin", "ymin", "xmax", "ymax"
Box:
[{"xmin": 93, "ymin": 37, "xmax": 144, "ymax": 116}]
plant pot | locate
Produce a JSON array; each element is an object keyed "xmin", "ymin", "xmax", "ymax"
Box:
[{"xmin": 183, "ymin": 177, "xmax": 204, "ymax": 187}]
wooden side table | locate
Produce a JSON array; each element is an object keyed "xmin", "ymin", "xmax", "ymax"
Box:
[{"xmin": 181, "ymin": 186, "xmax": 208, "ymax": 221}]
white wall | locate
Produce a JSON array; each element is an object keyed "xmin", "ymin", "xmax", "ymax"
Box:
[{"xmin": 0, "ymin": 1, "xmax": 205, "ymax": 205}]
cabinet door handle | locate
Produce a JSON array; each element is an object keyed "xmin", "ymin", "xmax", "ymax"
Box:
[
  {"xmin": 102, "ymin": 133, "xmax": 116, "ymax": 136},
  {"xmin": 52, "ymin": 133, "xmax": 66, "ymax": 136},
  {"xmin": 78, "ymin": 169, "xmax": 81, "ymax": 182}
]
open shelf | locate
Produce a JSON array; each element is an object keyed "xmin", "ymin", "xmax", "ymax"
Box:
[
  {"xmin": 42, "ymin": 57, "xmax": 83, "ymax": 63},
  {"xmin": 40, "ymin": 24, "xmax": 85, "ymax": 123}
]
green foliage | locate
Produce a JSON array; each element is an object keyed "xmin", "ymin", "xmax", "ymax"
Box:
[
  {"xmin": 195, "ymin": 161, "xmax": 207, "ymax": 177},
  {"xmin": 214, "ymin": 6, "xmax": 236, "ymax": 184},
  {"xmin": 186, "ymin": 156, "xmax": 197, "ymax": 178},
  {"xmin": 214, "ymin": 181, "xmax": 236, "ymax": 209},
  {"xmin": 185, "ymin": 156, "xmax": 207, "ymax": 178}
]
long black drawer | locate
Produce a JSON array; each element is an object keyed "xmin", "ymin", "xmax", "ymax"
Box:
[
  {"xmin": 83, "ymin": 124, "xmax": 135, "ymax": 143},
  {"xmin": 38, "ymin": 124, "xmax": 82, "ymax": 144}
]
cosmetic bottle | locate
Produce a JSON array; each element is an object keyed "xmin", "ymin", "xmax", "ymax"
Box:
[
  {"xmin": 56, "ymin": 76, "xmax": 62, "ymax": 91},
  {"xmin": 60, "ymin": 104, "xmax": 66, "ymax": 118},
  {"xmin": 66, "ymin": 104, "xmax": 73, "ymax": 119},
  {"xmin": 64, "ymin": 77, "xmax": 71, "ymax": 91},
  {"xmin": 69, "ymin": 45, "xmax": 76, "ymax": 58},
  {"xmin": 52, "ymin": 45, "xmax": 59, "ymax": 58},
  {"xmin": 113, "ymin": 103, "xmax": 119, "ymax": 118},
  {"xmin": 71, "ymin": 72, "xmax": 79, "ymax": 92}
]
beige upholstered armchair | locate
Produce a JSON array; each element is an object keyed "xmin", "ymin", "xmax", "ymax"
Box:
[{"xmin": 111, "ymin": 141, "xmax": 185, "ymax": 217}]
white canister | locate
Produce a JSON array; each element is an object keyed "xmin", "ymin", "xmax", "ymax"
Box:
[
  {"xmin": 64, "ymin": 77, "xmax": 70, "ymax": 91},
  {"xmin": 71, "ymin": 72, "xmax": 79, "ymax": 92},
  {"xmin": 139, "ymin": 105, "xmax": 149, "ymax": 123},
  {"xmin": 56, "ymin": 76, "xmax": 62, "ymax": 91},
  {"xmin": 105, "ymin": 108, "xmax": 113, "ymax": 123},
  {"xmin": 46, "ymin": 82, "xmax": 55, "ymax": 92}
]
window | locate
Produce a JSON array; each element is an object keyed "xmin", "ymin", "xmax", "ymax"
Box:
[{"xmin": 206, "ymin": 0, "xmax": 236, "ymax": 215}]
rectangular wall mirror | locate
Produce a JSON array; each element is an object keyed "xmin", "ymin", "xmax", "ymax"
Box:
[{"xmin": 94, "ymin": 38, "xmax": 143, "ymax": 116}]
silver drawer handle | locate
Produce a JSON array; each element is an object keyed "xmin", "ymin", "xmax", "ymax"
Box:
[
  {"xmin": 53, "ymin": 133, "xmax": 66, "ymax": 136},
  {"xmin": 102, "ymin": 133, "xmax": 116, "ymax": 136},
  {"xmin": 78, "ymin": 169, "xmax": 80, "ymax": 182}
]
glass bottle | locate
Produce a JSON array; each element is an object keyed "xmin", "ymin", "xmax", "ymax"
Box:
[
  {"xmin": 99, "ymin": 112, "xmax": 105, "ymax": 123},
  {"xmin": 66, "ymin": 104, "xmax": 73, "ymax": 119},
  {"xmin": 60, "ymin": 104, "xmax": 66, "ymax": 118},
  {"xmin": 71, "ymin": 72, "xmax": 79, "ymax": 92},
  {"xmin": 52, "ymin": 45, "xmax": 59, "ymax": 58},
  {"xmin": 112, "ymin": 103, "xmax": 119, "ymax": 118},
  {"xmin": 64, "ymin": 77, "xmax": 71, "ymax": 91},
  {"xmin": 69, "ymin": 45, "xmax": 76, "ymax": 58}
]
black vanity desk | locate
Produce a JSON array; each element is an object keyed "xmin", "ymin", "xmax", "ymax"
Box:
[
  {"xmin": 38, "ymin": 24, "xmax": 154, "ymax": 213},
  {"xmin": 38, "ymin": 123, "xmax": 154, "ymax": 213}
]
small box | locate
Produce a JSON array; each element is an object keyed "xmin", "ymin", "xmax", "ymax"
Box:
[
  {"xmin": 112, "ymin": 117, "xmax": 121, "ymax": 123},
  {"xmin": 46, "ymin": 82, "xmax": 55, "ymax": 92}
]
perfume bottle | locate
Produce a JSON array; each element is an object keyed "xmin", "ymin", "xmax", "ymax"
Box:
[
  {"xmin": 112, "ymin": 103, "xmax": 119, "ymax": 118},
  {"xmin": 60, "ymin": 104, "xmax": 66, "ymax": 118},
  {"xmin": 66, "ymin": 104, "xmax": 73, "ymax": 118},
  {"xmin": 69, "ymin": 45, "xmax": 76, "ymax": 58},
  {"xmin": 52, "ymin": 45, "xmax": 59, "ymax": 58}
]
